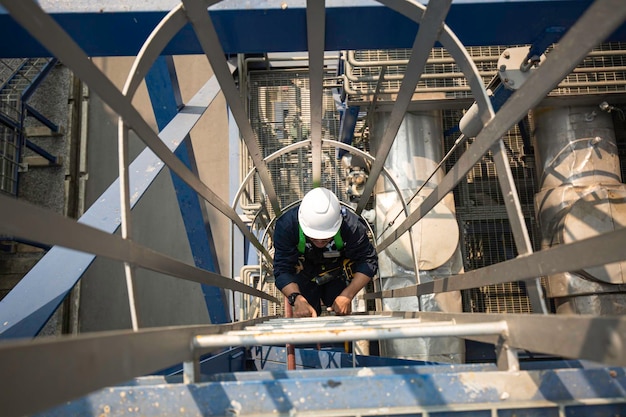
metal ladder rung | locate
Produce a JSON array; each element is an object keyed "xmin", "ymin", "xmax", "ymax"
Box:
[
  {"xmin": 235, "ymin": 319, "xmax": 443, "ymax": 335},
  {"xmin": 245, "ymin": 316, "xmax": 424, "ymax": 331},
  {"xmin": 193, "ymin": 318, "xmax": 508, "ymax": 350}
]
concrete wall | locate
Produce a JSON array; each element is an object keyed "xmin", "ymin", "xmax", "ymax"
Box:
[
  {"xmin": 78, "ymin": 56, "xmax": 233, "ymax": 331},
  {"xmin": 13, "ymin": 63, "xmax": 72, "ymax": 335}
]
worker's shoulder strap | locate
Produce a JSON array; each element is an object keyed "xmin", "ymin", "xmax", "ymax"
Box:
[{"xmin": 297, "ymin": 225, "xmax": 344, "ymax": 253}]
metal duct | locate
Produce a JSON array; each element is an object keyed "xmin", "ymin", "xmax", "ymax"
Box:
[
  {"xmin": 532, "ymin": 105, "xmax": 626, "ymax": 315},
  {"xmin": 371, "ymin": 111, "xmax": 464, "ymax": 363}
]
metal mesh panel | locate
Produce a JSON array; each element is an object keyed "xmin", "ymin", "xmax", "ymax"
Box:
[
  {"xmin": 264, "ymin": 280, "xmax": 284, "ymax": 317},
  {"xmin": 553, "ymin": 42, "xmax": 626, "ymax": 95},
  {"xmin": 349, "ymin": 46, "xmax": 508, "ymax": 99},
  {"xmin": 253, "ymin": 275, "xmax": 284, "ymax": 318},
  {"xmin": 348, "ymin": 43, "xmax": 626, "ymax": 99},
  {"xmin": 0, "ymin": 125, "xmax": 19, "ymax": 196},
  {"xmin": 442, "ymin": 110, "xmax": 537, "ymax": 314},
  {"xmin": 248, "ymin": 70, "xmax": 346, "ymax": 211},
  {"xmin": 0, "ymin": 59, "xmax": 27, "ymax": 197}
]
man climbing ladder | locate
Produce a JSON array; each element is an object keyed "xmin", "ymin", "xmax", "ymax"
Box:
[{"xmin": 273, "ymin": 187, "xmax": 379, "ymax": 317}]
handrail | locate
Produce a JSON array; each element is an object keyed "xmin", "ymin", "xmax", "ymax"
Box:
[
  {"xmin": 0, "ymin": 317, "xmax": 275, "ymax": 417},
  {"xmin": 0, "ymin": 193, "xmax": 280, "ymax": 304},
  {"xmin": 2, "ymin": 311, "xmax": 626, "ymax": 417},
  {"xmin": 365, "ymin": 226, "xmax": 626, "ymax": 300}
]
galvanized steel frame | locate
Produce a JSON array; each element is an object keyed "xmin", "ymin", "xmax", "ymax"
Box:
[
  {"xmin": 365, "ymin": 226, "xmax": 626, "ymax": 298},
  {"xmin": 0, "ymin": 192, "xmax": 278, "ymax": 303}
]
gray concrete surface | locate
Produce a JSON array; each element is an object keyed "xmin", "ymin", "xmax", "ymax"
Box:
[
  {"xmin": 78, "ymin": 56, "xmax": 232, "ymax": 331},
  {"xmin": 17, "ymin": 62, "xmax": 72, "ymax": 335},
  {"xmin": 19, "ymin": 63, "xmax": 70, "ymax": 215}
]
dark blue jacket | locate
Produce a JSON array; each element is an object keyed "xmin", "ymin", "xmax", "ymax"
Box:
[{"xmin": 273, "ymin": 206, "xmax": 378, "ymax": 290}]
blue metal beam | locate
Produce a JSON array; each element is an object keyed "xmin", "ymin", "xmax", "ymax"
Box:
[
  {"xmin": 1, "ymin": 1, "xmax": 624, "ymax": 58},
  {"xmin": 336, "ymin": 105, "xmax": 359, "ymax": 159},
  {"xmin": 24, "ymin": 139, "xmax": 60, "ymax": 165},
  {"xmin": 0, "ymin": 111, "xmax": 18, "ymax": 129},
  {"xmin": 145, "ymin": 56, "xmax": 230, "ymax": 324},
  {"xmin": 24, "ymin": 104, "xmax": 60, "ymax": 133},
  {"xmin": 21, "ymin": 58, "xmax": 58, "ymax": 101}
]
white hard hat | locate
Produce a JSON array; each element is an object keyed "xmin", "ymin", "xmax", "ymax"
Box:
[{"xmin": 298, "ymin": 188, "xmax": 342, "ymax": 239}]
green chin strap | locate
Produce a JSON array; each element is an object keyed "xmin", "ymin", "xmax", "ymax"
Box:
[{"xmin": 298, "ymin": 225, "xmax": 344, "ymax": 254}]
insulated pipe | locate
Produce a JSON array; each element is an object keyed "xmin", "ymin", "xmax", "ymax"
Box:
[
  {"xmin": 532, "ymin": 105, "xmax": 626, "ymax": 315},
  {"xmin": 371, "ymin": 111, "xmax": 464, "ymax": 363},
  {"xmin": 373, "ymin": 111, "xmax": 460, "ymax": 272}
]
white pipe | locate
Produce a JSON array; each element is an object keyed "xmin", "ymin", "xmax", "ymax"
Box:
[{"xmin": 239, "ymin": 265, "xmax": 261, "ymax": 320}]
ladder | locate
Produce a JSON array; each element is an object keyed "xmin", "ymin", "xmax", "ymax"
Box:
[{"xmin": 10, "ymin": 314, "xmax": 624, "ymax": 417}]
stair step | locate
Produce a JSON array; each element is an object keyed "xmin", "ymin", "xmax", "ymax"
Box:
[{"xmin": 36, "ymin": 365, "xmax": 626, "ymax": 417}]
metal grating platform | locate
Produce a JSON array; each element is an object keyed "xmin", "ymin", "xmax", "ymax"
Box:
[
  {"xmin": 36, "ymin": 365, "xmax": 626, "ymax": 417},
  {"xmin": 246, "ymin": 69, "xmax": 352, "ymax": 212}
]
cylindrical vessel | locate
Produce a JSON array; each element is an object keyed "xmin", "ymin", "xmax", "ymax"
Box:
[
  {"xmin": 371, "ymin": 111, "xmax": 464, "ymax": 363},
  {"xmin": 532, "ymin": 105, "xmax": 626, "ymax": 315}
]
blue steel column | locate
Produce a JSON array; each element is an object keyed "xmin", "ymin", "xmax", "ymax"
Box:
[
  {"xmin": 145, "ymin": 56, "xmax": 228, "ymax": 324},
  {"xmin": 336, "ymin": 105, "xmax": 360, "ymax": 160}
]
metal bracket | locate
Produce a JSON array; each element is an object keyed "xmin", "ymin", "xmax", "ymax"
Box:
[
  {"xmin": 496, "ymin": 335, "xmax": 520, "ymax": 372},
  {"xmin": 498, "ymin": 46, "xmax": 545, "ymax": 91},
  {"xmin": 183, "ymin": 359, "xmax": 200, "ymax": 384}
]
